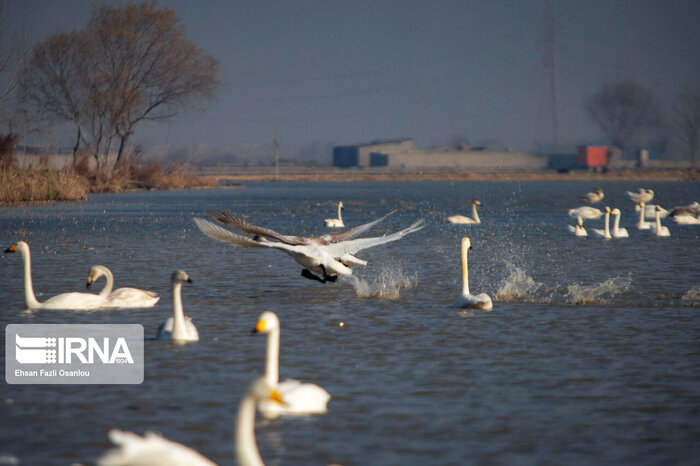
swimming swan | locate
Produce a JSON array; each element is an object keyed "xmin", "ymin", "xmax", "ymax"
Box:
[
  {"xmin": 194, "ymin": 211, "xmax": 425, "ymax": 283},
  {"xmin": 253, "ymin": 311, "xmax": 330, "ymax": 418},
  {"xmin": 610, "ymin": 209, "xmax": 629, "ymax": 238},
  {"xmin": 155, "ymin": 270, "xmax": 199, "ymax": 342},
  {"xmin": 447, "ymin": 199, "xmax": 481, "ymax": 224},
  {"xmin": 453, "ymin": 237, "xmax": 492, "ymax": 310},
  {"xmin": 86, "ymin": 265, "xmax": 159, "ymax": 309},
  {"xmin": 636, "ymin": 201, "xmax": 652, "ymax": 230},
  {"xmin": 97, "ymin": 377, "xmax": 283, "ymax": 466},
  {"xmin": 568, "ymin": 206, "xmax": 603, "ymax": 220},
  {"xmin": 627, "ymin": 188, "xmax": 654, "ymax": 204},
  {"xmin": 591, "ymin": 207, "xmax": 612, "ymax": 239},
  {"xmin": 581, "ymin": 187, "xmax": 604, "ymax": 204},
  {"xmin": 5, "ymin": 241, "xmax": 107, "ymax": 311},
  {"xmin": 324, "ymin": 201, "xmax": 344, "ymax": 227},
  {"xmin": 567, "ymin": 217, "xmax": 587, "ymax": 237},
  {"xmin": 649, "ymin": 205, "xmax": 670, "ymax": 237}
]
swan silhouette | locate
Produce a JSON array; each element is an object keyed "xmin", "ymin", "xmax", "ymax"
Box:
[
  {"xmin": 447, "ymin": 199, "xmax": 482, "ymax": 224},
  {"xmin": 155, "ymin": 270, "xmax": 199, "ymax": 342},
  {"xmin": 86, "ymin": 265, "xmax": 159, "ymax": 309},
  {"xmin": 252, "ymin": 311, "xmax": 330, "ymax": 418},
  {"xmin": 324, "ymin": 201, "xmax": 344, "ymax": 227},
  {"xmin": 610, "ymin": 209, "xmax": 629, "ymax": 238},
  {"xmin": 194, "ymin": 210, "xmax": 424, "ymax": 283},
  {"xmin": 5, "ymin": 241, "xmax": 107, "ymax": 310},
  {"xmin": 453, "ymin": 237, "xmax": 492, "ymax": 310}
]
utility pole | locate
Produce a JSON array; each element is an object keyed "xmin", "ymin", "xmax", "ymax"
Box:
[{"xmin": 273, "ymin": 129, "xmax": 279, "ymax": 180}]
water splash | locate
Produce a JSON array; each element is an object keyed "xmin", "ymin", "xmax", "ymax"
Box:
[
  {"xmin": 345, "ymin": 267, "xmax": 418, "ymax": 300},
  {"xmin": 495, "ymin": 266, "xmax": 544, "ymax": 302},
  {"xmin": 565, "ymin": 275, "xmax": 632, "ymax": 305}
]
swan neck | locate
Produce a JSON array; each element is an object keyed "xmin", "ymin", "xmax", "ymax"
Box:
[
  {"xmin": 265, "ymin": 327, "xmax": 280, "ymax": 387},
  {"xmin": 171, "ymin": 282, "xmax": 187, "ymax": 339},
  {"xmin": 337, "ymin": 203, "xmax": 343, "ymax": 221},
  {"xmin": 604, "ymin": 211, "xmax": 610, "ymax": 237},
  {"xmin": 638, "ymin": 205, "xmax": 645, "ymax": 226},
  {"xmin": 235, "ymin": 394, "xmax": 264, "ymax": 466},
  {"xmin": 655, "ymin": 210, "xmax": 662, "ymax": 229},
  {"xmin": 472, "ymin": 204, "xmax": 480, "ymax": 223},
  {"xmin": 98, "ymin": 267, "xmax": 114, "ymax": 298},
  {"xmin": 613, "ymin": 212, "xmax": 620, "ymax": 233},
  {"xmin": 20, "ymin": 246, "xmax": 40, "ymax": 308},
  {"xmin": 461, "ymin": 242, "xmax": 470, "ymax": 295}
]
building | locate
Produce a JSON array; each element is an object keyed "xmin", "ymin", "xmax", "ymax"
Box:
[{"xmin": 333, "ymin": 139, "xmax": 548, "ymax": 171}]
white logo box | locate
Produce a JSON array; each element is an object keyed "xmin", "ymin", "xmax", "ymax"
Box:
[{"xmin": 6, "ymin": 324, "xmax": 144, "ymax": 384}]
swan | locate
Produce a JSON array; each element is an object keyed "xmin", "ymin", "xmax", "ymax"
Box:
[
  {"xmin": 568, "ymin": 206, "xmax": 603, "ymax": 220},
  {"xmin": 591, "ymin": 207, "xmax": 612, "ymax": 239},
  {"xmin": 453, "ymin": 237, "xmax": 492, "ymax": 310},
  {"xmin": 580, "ymin": 187, "xmax": 604, "ymax": 204},
  {"xmin": 194, "ymin": 211, "xmax": 425, "ymax": 283},
  {"xmin": 86, "ymin": 265, "xmax": 159, "ymax": 309},
  {"xmin": 324, "ymin": 201, "xmax": 344, "ymax": 228},
  {"xmin": 567, "ymin": 217, "xmax": 587, "ymax": 237},
  {"xmin": 636, "ymin": 201, "xmax": 652, "ymax": 230},
  {"xmin": 97, "ymin": 377, "xmax": 283, "ymax": 466},
  {"xmin": 253, "ymin": 311, "xmax": 330, "ymax": 418},
  {"xmin": 610, "ymin": 208, "xmax": 629, "ymax": 238},
  {"xmin": 672, "ymin": 213, "xmax": 700, "ymax": 225},
  {"xmin": 636, "ymin": 203, "xmax": 669, "ymax": 218},
  {"xmin": 447, "ymin": 199, "xmax": 482, "ymax": 224},
  {"xmin": 669, "ymin": 202, "xmax": 700, "ymax": 224},
  {"xmin": 649, "ymin": 205, "xmax": 670, "ymax": 237},
  {"xmin": 627, "ymin": 188, "xmax": 654, "ymax": 204},
  {"xmin": 5, "ymin": 241, "xmax": 108, "ymax": 310},
  {"xmin": 155, "ymin": 270, "xmax": 199, "ymax": 342}
]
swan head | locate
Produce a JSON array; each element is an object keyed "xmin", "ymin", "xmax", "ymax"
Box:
[
  {"xmin": 248, "ymin": 377, "xmax": 284, "ymax": 404},
  {"xmin": 647, "ymin": 189, "xmax": 654, "ymax": 196},
  {"xmin": 472, "ymin": 199, "xmax": 481, "ymax": 206},
  {"xmin": 171, "ymin": 270, "xmax": 192, "ymax": 285},
  {"xmin": 577, "ymin": 218, "xmax": 584, "ymax": 227},
  {"xmin": 604, "ymin": 206, "xmax": 611, "ymax": 213},
  {"xmin": 655, "ymin": 205, "xmax": 662, "ymax": 212},
  {"xmin": 4, "ymin": 241, "xmax": 29, "ymax": 255},
  {"xmin": 338, "ymin": 201, "xmax": 344, "ymax": 209},
  {"xmin": 594, "ymin": 187, "xmax": 603, "ymax": 195},
  {"xmin": 461, "ymin": 236, "xmax": 472, "ymax": 250},
  {"xmin": 611, "ymin": 208, "xmax": 621, "ymax": 215},
  {"xmin": 253, "ymin": 311, "xmax": 280, "ymax": 335},
  {"xmin": 86, "ymin": 265, "xmax": 109, "ymax": 288}
]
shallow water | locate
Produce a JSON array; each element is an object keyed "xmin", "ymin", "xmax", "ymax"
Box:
[{"xmin": 1, "ymin": 180, "xmax": 699, "ymax": 465}]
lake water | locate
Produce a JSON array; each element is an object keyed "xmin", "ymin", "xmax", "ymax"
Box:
[{"xmin": 1, "ymin": 180, "xmax": 699, "ymax": 465}]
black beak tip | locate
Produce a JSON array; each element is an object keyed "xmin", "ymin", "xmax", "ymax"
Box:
[{"xmin": 250, "ymin": 328, "xmax": 258, "ymax": 335}]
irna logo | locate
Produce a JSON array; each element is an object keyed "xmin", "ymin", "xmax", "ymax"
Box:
[{"xmin": 15, "ymin": 334, "xmax": 134, "ymax": 365}]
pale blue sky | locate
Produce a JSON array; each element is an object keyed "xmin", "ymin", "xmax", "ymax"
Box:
[{"xmin": 7, "ymin": 0, "xmax": 700, "ymax": 155}]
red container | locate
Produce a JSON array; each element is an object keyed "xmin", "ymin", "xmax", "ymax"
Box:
[{"xmin": 577, "ymin": 145, "xmax": 608, "ymax": 167}]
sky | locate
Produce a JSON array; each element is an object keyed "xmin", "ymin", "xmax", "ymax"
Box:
[{"xmin": 5, "ymin": 0, "xmax": 700, "ymax": 158}]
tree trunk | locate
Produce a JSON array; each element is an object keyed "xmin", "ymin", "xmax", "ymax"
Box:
[
  {"xmin": 72, "ymin": 126, "xmax": 81, "ymax": 166},
  {"xmin": 115, "ymin": 133, "xmax": 129, "ymax": 167}
]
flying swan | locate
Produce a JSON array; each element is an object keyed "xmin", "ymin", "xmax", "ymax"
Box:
[
  {"xmin": 86, "ymin": 265, "xmax": 159, "ymax": 309},
  {"xmin": 253, "ymin": 311, "xmax": 330, "ymax": 418},
  {"xmin": 5, "ymin": 241, "xmax": 107, "ymax": 311},
  {"xmin": 447, "ymin": 199, "xmax": 482, "ymax": 224},
  {"xmin": 580, "ymin": 187, "xmax": 604, "ymax": 204},
  {"xmin": 155, "ymin": 270, "xmax": 199, "ymax": 342},
  {"xmin": 194, "ymin": 210, "xmax": 425, "ymax": 283},
  {"xmin": 454, "ymin": 237, "xmax": 492, "ymax": 310},
  {"xmin": 610, "ymin": 208, "xmax": 629, "ymax": 238},
  {"xmin": 324, "ymin": 201, "xmax": 344, "ymax": 227},
  {"xmin": 591, "ymin": 207, "xmax": 612, "ymax": 239},
  {"xmin": 567, "ymin": 217, "xmax": 587, "ymax": 237},
  {"xmin": 97, "ymin": 377, "xmax": 284, "ymax": 466}
]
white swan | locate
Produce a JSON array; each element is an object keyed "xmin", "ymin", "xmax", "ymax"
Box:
[
  {"xmin": 97, "ymin": 377, "xmax": 283, "ymax": 466},
  {"xmin": 580, "ymin": 187, "xmax": 604, "ymax": 204},
  {"xmin": 155, "ymin": 270, "xmax": 199, "ymax": 342},
  {"xmin": 447, "ymin": 199, "xmax": 482, "ymax": 224},
  {"xmin": 649, "ymin": 205, "xmax": 670, "ymax": 237},
  {"xmin": 610, "ymin": 209, "xmax": 629, "ymax": 238},
  {"xmin": 194, "ymin": 211, "xmax": 424, "ymax": 283},
  {"xmin": 324, "ymin": 201, "xmax": 344, "ymax": 228},
  {"xmin": 253, "ymin": 311, "xmax": 330, "ymax": 418},
  {"xmin": 568, "ymin": 206, "xmax": 603, "ymax": 220},
  {"xmin": 669, "ymin": 202, "xmax": 700, "ymax": 224},
  {"xmin": 636, "ymin": 201, "xmax": 652, "ymax": 230},
  {"xmin": 627, "ymin": 188, "xmax": 654, "ymax": 204},
  {"xmin": 453, "ymin": 237, "xmax": 492, "ymax": 310},
  {"xmin": 591, "ymin": 207, "xmax": 612, "ymax": 239},
  {"xmin": 86, "ymin": 265, "xmax": 159, "ymax": 309},
  {"xmin": 567, "ymin": 217, "xmax": 587, "ymax": 237},
  {"xmin": 5, "ymin": 241, "xmax": 107, "ymax": 311}
]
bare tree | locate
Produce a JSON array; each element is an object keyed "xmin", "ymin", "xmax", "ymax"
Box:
[
  {"xmin": 585, "ymin": 79, "xmax": 663, "ymax": 152},
  {"xmin": 672, "ymin": 84, "xmax": 700, "ymax": 169},
  {"xmin": 0, "ymin": 2, "xmax": 28, "ymax": 129},
  {"xmin": 89, "ymin": 1, "xmax": 221, "ymax": 166}
]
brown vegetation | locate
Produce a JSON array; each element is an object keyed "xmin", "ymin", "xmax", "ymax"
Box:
[{"xmin": 0, "ymin": 167, "xmax": 88, "ymax": 204}]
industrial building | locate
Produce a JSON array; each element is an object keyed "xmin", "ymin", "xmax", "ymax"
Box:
[{"xmin": 333, "ymin": 139, "xmax": 548, "ymax": 171}]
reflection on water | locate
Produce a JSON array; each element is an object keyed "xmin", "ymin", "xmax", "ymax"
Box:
[{"xmin": 1, "ymin": 180, "xmax": 699, "ymax": 465}]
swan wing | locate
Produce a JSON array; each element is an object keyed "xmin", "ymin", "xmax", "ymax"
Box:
[
  {"xmin": 106, "ymin": 288, "xmax": 159, "ymax": 309},
  {"xmin": 319, "ymin": 210, "xmax": 397, "ymax": 243},
  {"xmin": 40, "ymin": 292, "xmax": 108, "ymax": 311},
  {"xmin": 258, "ymin": 379, "xmax": 330, "ymax": 417},
  {"xmin": 206, "ymin": 210, "xmax": 313, "ymax": 245},
  {"xmin": 97, "ymin": 429, "xmax": 216, "ymax": 466},
  {"xmin": 325, "ymin": 218, "xmax": 425, "ymax": 256}
]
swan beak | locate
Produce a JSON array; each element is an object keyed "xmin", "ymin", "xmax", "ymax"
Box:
[
  {"xmin": 270, "ymin": 388, "xmax": 284, "ymax": 405},
  {"xmin": 251, "ymin": 320, "xmax": 266, "ymax": 335},
  {"xmin": 187, "ymin": 278, "xmax": 193, "ymax": 284},
  {"xmin": 86, "ymin": 281, "xmax": 91, "ymax": 288},
  {"xmin": 4, "ymin": 244, "xmax": 16, "ymax": 253}
]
